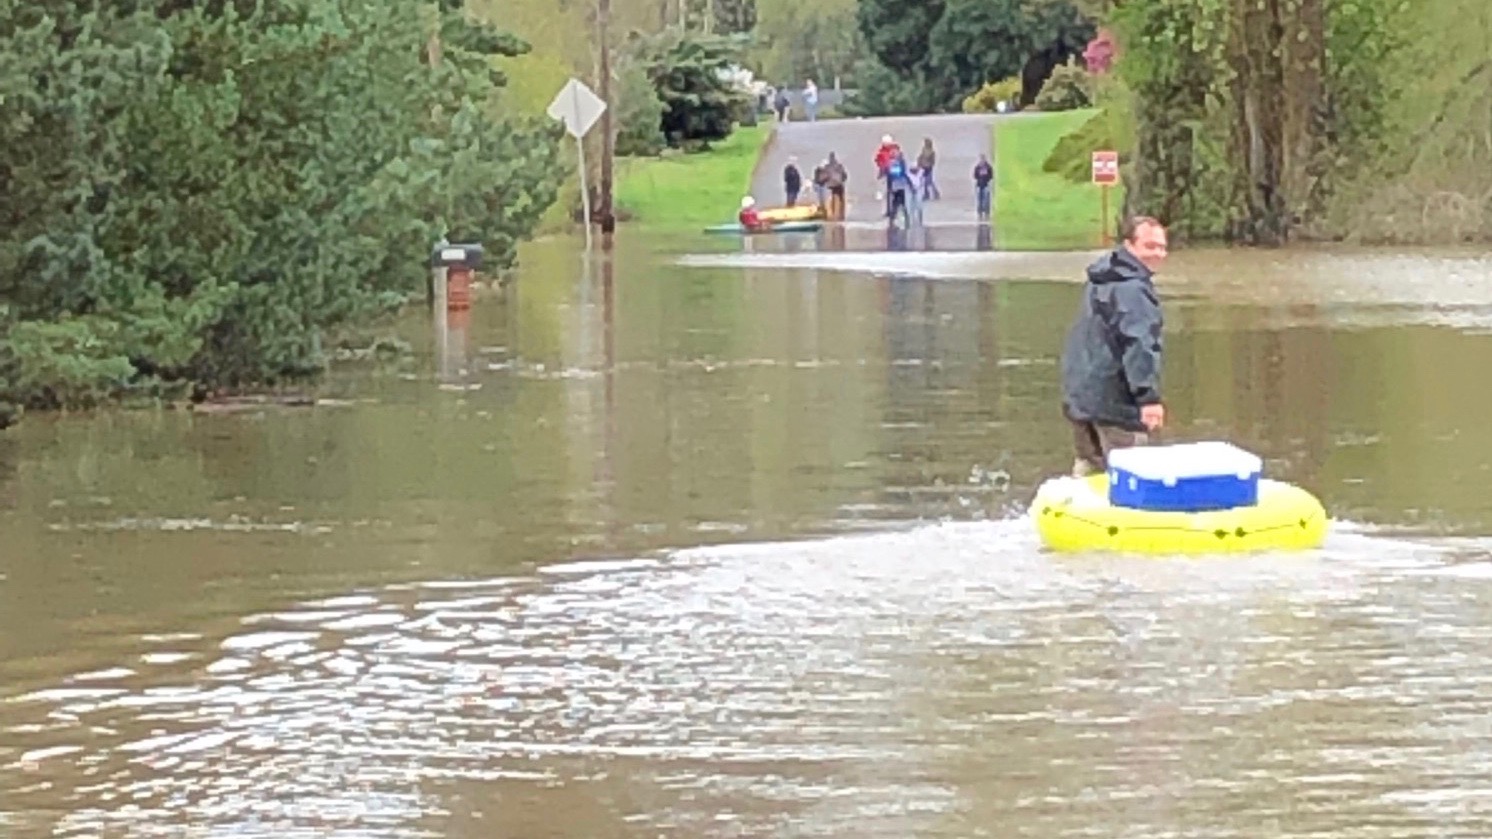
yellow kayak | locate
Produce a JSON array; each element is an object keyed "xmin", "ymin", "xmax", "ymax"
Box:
[
  {"xmin": 1031, "ymin": 473, "xmax": 1328, "ymax": 555},
  {"xmin": 759, "ymin": 205, "xmax": 824, "ymax": 223}
]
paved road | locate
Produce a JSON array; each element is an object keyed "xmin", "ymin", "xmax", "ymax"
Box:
[{"xmin": 748, "ymin": 114, "xmax": 1000, "ymax": 227}]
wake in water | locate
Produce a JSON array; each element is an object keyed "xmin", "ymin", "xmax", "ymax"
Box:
[{"xmin": 4, "ymin": 512, "xmax": 1491, "ymax": 838}]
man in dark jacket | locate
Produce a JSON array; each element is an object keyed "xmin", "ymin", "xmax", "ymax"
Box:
[
  {"xmin": 784, "ymin": 157, "xmax": 803, "ymax": 207},
  {"xmin": 1059, "ymin": 216, "xmax": 1169, "ymax": 476}
]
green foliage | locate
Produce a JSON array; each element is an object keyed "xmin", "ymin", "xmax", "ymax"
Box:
[
  {"xmin": 841, "ymin": 60, "xmax": 944, "ymax": 116},
  {"xmin": 963, "ymin": 77, "xmax": 1025, "ymax": 113},
  {"xmin": 1104, "ymin": 0, "xmax": 1454, "ymax": 244},
  {"xmin": 631, "ymin": 29, "xmax": 752, "ymax": 147},
  {"xmin": 713, "ymin": 0, "xmax": 758, "ymax": 34},
  {"xmin": 850, "ymin": 0, "xmax": 1095, "ymax": 115},
  {"xmin": 856, "ymin": 0, "xmax": 947, "ymax": 75},
  {"xmin": 1033, "ymin": 58, "xmax": 1092, "ymax": 111},
  {"xmin": 1108, "ymin": 0, "xmax": 1230, "ymax": 239},
  {"xmin": 613, "ymin": 124, "xmax": 769, "ymax": 227},
  {"xmin": 1041, "ymin": 99, "xmax": 1135, "ymax": 181},
  {"xmin": 753, "ymin": 0, "xmax": 861, "ymax": 86},
  {"xmin": 0, "ymin": 0, "xmax": 562, "ymax": 422},
  {"xmin": 994, "ymin": 110, "xmax": 1123, "ymax": 248},
  {"xmin": 615, "ymin": 59, "xmax": 668, "ymax": 157}
]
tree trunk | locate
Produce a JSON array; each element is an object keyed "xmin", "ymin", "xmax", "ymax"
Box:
[
  {"xmin": 1287, "ymin": 0, "xmax": 1330, "ymax": 227},
  {"xmin": 1227, "ymin": 0, "xmax": 1289, "ymax": 245}
]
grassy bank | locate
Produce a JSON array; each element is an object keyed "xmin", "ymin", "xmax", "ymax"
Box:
[
  {"xmin": 614, "ymin": 124, "xmax": 771, "ymax": 228},
  {"xmin": 994, "ymin": 110, "xmax": 1123, "ymax": 250}
]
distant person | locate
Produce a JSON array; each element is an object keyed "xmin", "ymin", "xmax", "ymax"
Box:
[
  {"xmin": 916, "ymin": 138, "xmax": 940, "ymax": 200},
  {"xmin": 823, "ymin": 152, "xmax": 848, "ymax": 220},
  {"xmin": 739, "ymin": 196, "xmax": 766, "ymax": 231},
  {"xmin": 1059, "ymin": 215, "xmax": 1169, "ymax": 477},
  {"xmin": 874, "ymin": 135, "xmax": 901, "ymax": 217},
  {"xmin": 906, "ymin": 160, "xmax": 925, "ymax": 226},
  {"xmin": 783, "ymin": 157, "xmax": 802, "ymax": 207},
  {"xmin": 803, "ymin": 79, "xmax": 819, "ymax": 122},
  {"xmin": 885, "ymin": 151, "xmax": 914, "ymax": 228},
  {"xmin": 812, "ymin": 159, "xmax": 828, "ymax": 212},
  {"xmin": 774, "ymin": 88, "xmax": 790, "ymax": 122},
  {"xmin": 973, "ymin": 153, "xmax": 994, "ymax": 221}
]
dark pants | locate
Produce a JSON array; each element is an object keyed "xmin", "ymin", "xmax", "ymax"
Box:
[
  {"xmin": 1066, "ymin": 405, "xmax": 1148, "ymax": 476},
  {"xmin": 786, "ymin": 187, "xmax": 799, "ymax": 207},
  {"xmin": 887, "ymin": 188, "xmax": 909, "ymax": 228},
  {"xmin": 922, "ymin": 165, "xmax": 940, "ymax": 200},
  {"xmin": 827, "ymin": 187, "xmax": 845, "ymax": 220}
]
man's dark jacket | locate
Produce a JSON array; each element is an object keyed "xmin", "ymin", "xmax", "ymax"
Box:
[{"xmin": 1060, "ymin": 245, "xmax": 1163, "ymax": 432}]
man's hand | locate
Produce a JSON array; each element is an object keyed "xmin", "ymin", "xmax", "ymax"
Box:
[{"xmin": 1141, "ymin": 403, "xmax": 1165, "ymax": 431}]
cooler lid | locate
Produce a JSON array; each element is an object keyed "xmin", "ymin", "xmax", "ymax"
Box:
[{"xmin": 1107, "ymin": 441, "xmax": 1263, "ymax": 481}]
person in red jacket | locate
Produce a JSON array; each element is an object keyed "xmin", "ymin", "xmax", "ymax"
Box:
[
  {"xmin": 738, "ymin": 195, "xmax": 766, "ymax": 231},
  {"xmin": 873, "ymin": 134, "xmax": 901, "ymax": 218}
]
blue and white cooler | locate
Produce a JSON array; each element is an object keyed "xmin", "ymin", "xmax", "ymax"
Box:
[{"xmin": 1107, "ymin": 441, "xmax": 1264, "ymax": 512}]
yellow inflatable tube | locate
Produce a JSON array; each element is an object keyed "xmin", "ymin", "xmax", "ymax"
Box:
[{"xmin": 1031, "ymin": 474, "xmax": 1328, "ymax": 555}]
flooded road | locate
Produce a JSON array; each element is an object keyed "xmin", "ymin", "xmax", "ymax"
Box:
[{"xmin": 4, "ymin": 234, "xmax": 1492, "ymax": 837}]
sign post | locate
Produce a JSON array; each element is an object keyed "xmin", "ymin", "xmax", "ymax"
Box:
[
  {"xmin": 1090, "ymin": 150, "xmax": 1120, "ymax": 246},
  {"xmin": 547, "ymin": 78, "xmax": 608, "ymax": 250}
]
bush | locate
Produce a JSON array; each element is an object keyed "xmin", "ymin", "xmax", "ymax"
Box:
[
  {"xmin": 1040, "ymin": 77, "xmax": 1137, "ymax": 183},
  {"xmin": 631, "ymin": 30, "xmax": 752, "ymax": 147},
  {"xmin": 614, "ymin": 62, "xmax": 667, "ymax": 157},
  {"xmin": 1042, "ymin": 109, "xmax": 1119, "ymax": 182},
  {"xmin": 1033, "ymin": 58, "xmax": 1093, "ymax": 112},
  {"xmin": 962, "ymin": 76, "xmax": 1024, "ymax": 113}
]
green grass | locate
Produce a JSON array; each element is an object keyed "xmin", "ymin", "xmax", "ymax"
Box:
[
  {"xmin": 994, "ymin": 110, "xmax": 1124, "ymax": 250},
  {"xmin": 614, "ymin": 124, "xmax": 771, "ymax": 228}
]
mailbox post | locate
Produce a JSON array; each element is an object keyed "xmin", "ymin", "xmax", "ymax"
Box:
[{"xmin": 430, "ymin": 242, "xmax": 484, "ymax": 382}]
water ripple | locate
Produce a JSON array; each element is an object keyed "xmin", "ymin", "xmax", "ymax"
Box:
[{"xmin": 5, "ymin": 522, "xmax": 1492, "ymax": 836}]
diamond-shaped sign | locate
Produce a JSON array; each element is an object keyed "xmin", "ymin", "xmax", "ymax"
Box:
[{"xmin": 547, "ymin": 78, "xmax": 607, "ymax": 139}]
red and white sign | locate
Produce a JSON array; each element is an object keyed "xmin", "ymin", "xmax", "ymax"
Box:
[{"xmin": 1091, "ymin": 150, "xmax": 1119, "ymax": 185}]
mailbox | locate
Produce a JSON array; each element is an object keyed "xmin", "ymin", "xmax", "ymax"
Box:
[
  {"xmin": 430, "ymin": 242, "xmax": 483, "ymax": 312},
  {"xmin": 430, "ymin": 243, "xmax": 485, "ymax": 269}
]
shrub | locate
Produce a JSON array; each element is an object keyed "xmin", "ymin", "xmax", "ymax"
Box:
[
  {"xmin": 1040, "ymin": 78, "xmax": 1137, "ymax": 183},
  {"xmin": 1033, "ymin": 58, "xmax": 1093, "ymax": 112},
  {"xmin": 614, "ymin": 61, "xmax": 667, "ymax": 157},
  {"xmin": 962, "ymin": 76, "xmax": 1024, "ymax": 113}
]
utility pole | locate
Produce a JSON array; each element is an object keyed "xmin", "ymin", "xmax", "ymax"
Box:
[{"xmin": 598, "ymin": 0, "xmax": 616, "ymax": 235}]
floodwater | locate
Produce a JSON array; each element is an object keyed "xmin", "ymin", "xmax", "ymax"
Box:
[{"xmin": 4, "ymin": 232, "xmax": 1492, "ymax": 837}]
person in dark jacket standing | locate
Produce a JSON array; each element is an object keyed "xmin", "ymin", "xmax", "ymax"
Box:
[
  {"xmin": 1059, "ymin": 215, "xmax": 1169, "ymax": 477},
  {"xmin": 972, "ymin": 154, "xmax": 993, "ymax": 220},
  {"xmin": 783, "ymin": 157, "xmax": 802, "ymax": 207}
]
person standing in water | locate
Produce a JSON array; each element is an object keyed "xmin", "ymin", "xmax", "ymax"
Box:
[
  {"xmin": 1059, "ymin": 216, "xmax": 1169, "ymax": 477},
  {"xmin": 823, "ymin": 152, "xmax": 848, "ymax": 221},
  {"xmin": 885, "ymin": 151, "xmax": 914, "ymax": 228},
  {"xmin": 783, "ymin": 157, "xmax": 802, "ymax": 207},
  {"xmin": 917, "ymin": 138, "xmax": 940, "ymax": 201},
  {"xmin": 973, "ymin": 154, "xmax": 994, "ymax": 221}
]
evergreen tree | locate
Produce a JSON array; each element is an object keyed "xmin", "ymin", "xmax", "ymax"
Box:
[{"xmin": 0, "ymin": 0, "xmax": 563, "ymax": 424}]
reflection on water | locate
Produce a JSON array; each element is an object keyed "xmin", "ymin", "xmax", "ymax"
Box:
[{"xmin": 4, "ymin": 234, "xmax": 1492, "ymax": 836}]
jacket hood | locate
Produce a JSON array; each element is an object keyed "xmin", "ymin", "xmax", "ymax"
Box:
[{"xmin": 1086, "ymin": 245, "xmax": 1152, "ymax": 285}]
